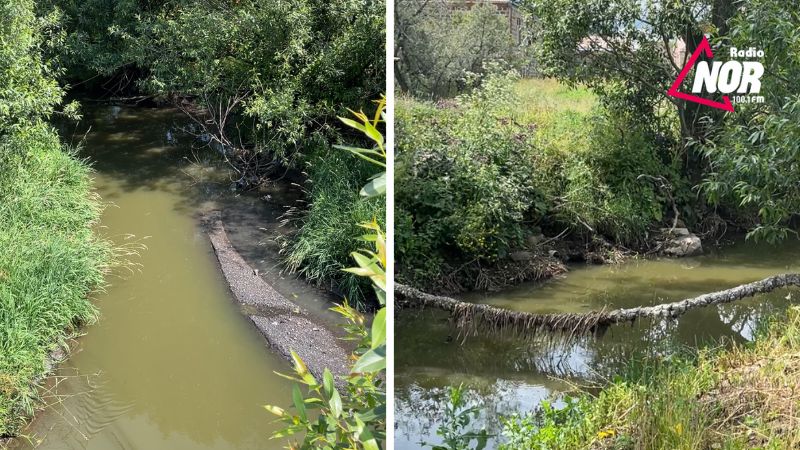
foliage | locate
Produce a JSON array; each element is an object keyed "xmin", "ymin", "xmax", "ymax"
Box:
[
  {"xmin": 395, "ymin": 73, "xmax": 678, "ymax": 289},
  {"xmin": 523, "ymin": 0, "xmax": 731, "ymax": 145},
  {"xmin": 283, "ymin": 100, "xmax": 386, "ymax": 307},
  {"xmin": 265, "ymin": 303, "xmax": 386, "ymax": 449},
  {"xmin": 334, "ymin": 97, "xmax": 387, "ymax": 198},
  {"xmin": 395, "ymin": 0, "xmax": 524, "ymax": 98},
  {"xmin": 424, "ymin": 385, "xmax": 489, "ymax": 450},
  {"xmin": 0, "ymin": 126, "xmax": 111, "ymax": 437},
  {"xmin": 499, "ymin": 307, "xmax": 800, "ymax": 449},
  {"xmin": 267, "ymin": 98, "xmax": 386, "ymax": 449},
  {"xmin": 43, "ymin": 0, "xmax": 385, "ymax": 165},
  {"xmin": 0, "ymin": 1, "xmax": 110, "ymax": 436},
  {"xmin": 698, "ymin": 0, "xmax": 800, "ymax": 243},
  {"xmin": 343, "ymin": 220, "xmax": 387, "ymax": 306},
  {"xmin": 0, "ymin": 0, "xmax": 66, "ymax": 136},
  {"xmin": 282, "ymin": 148, "xmax": 384, "ymax": 307}
]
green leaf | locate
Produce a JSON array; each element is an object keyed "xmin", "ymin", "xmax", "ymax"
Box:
[
  {"xmin": 329, "ymin": 387, "xmax": 343, "ymax": 418},
  {"xmin": 322, "ymin": 369, "xmax": 334, "ymax": 398},
  {"xmin": 361, "ymin": 172, "xmax": 386, "ymax": 197},
  {"xmin": 292, "ymin": 384, "xmax": 307, "ymax": 422},
  {"xmin": 352, "ymin": 346, "xmax": 386, "ymax": 373},
  {"xmin": 370, "ymin": 308, "xmax": 386, "ymax": 349}
]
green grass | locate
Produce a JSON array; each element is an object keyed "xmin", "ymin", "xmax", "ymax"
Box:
[
  {"xmin": 514, "ymin": 78, "xmax": 596, "ymax": 116},
  {"xmin": 0, "ymin": 123, "xmax": 111, "ymax": 437},
  {"xmin": 282, "ymin": 147, "xmax": 385, "ymax": 309},
  {"xmin": 502, "ymin": 307, "xmax": 800, "ymax": 449}
]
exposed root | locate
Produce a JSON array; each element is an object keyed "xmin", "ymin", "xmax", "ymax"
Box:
[{"xmin": 396, "ymin": 273, "xmax": 800, "ymax": 340}]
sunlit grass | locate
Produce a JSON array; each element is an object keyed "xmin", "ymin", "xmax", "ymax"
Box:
[
  {"xmin": 514, "ymin": 78, "xmax": 595, "ymax": 116},
  {"xmin": 0, "ymin": 124, "xmax": 111, "ymax": 437},
  {"xmin": 503, "ymin": 307, "xmax": 800, "ymax": 449}
]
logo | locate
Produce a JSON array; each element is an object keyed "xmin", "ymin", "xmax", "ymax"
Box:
[{"xmin": 667, "ymin": 36, "xmax": 764, "ymax": 112}]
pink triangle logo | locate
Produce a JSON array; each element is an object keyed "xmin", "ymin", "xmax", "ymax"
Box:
[{"xmin": 667, "ymin": 36, "xmax": 734, "ymax": 112}]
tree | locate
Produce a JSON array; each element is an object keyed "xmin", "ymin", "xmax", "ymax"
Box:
[
  {"xmin": 395, "ymin": 0, "xmax": 522, "ymax": 97},
  {"xmin": 523, "ymin": 0, "xmax": 741, "ymax": 178},
  {"xmin": 0, "ymin": 0, "xmax": 66, "ymax": 136},
  {"xmin": 699, "ymin": 0, "xmax": 800, "ymax": 242}
]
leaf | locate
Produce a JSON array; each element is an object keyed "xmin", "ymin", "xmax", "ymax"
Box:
[
  {"xmin": 322, "ymin": 369, "xmax": 334, "ymax": 398},
  {"xmin": 263, "ymin": 404, "xmax": 285, "ymax": 417},
  {"xmin": 292, "ymin": 385, "xmax": 307, "ymax": 422},
  {"xmin": 352, "ymin": 346, "xmax": 386, "ymax": 373},
  {"xmin": 370, "ymin": 308, "xmax": 386, "ymax": 349},
  {"xmin": 361, "ymin": 172, "xmax": 386, "ymax": 197},
  {"xmin": 355, "ymin": 404, "xmax": 386, "ymax": 423},
  {"xmin": 333, "ymin": 144, "xmax": 386, "ymax": 167},
  {"xmin": 329, "ymin": 387, "xmax": 343, "ymax": 418}
]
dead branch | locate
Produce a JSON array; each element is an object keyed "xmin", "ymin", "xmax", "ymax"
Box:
[{"xmin": 396, "ymin": 274, "xmax": 800, "ymax": 340}]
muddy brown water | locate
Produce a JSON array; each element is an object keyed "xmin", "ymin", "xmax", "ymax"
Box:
[
  {"xmin": 396, "ymin": 240, "xmax": 800, "ymax": 449},
  {"xmin": 13, "ymin": 105, "xmax": 338, "ymax": 449}
]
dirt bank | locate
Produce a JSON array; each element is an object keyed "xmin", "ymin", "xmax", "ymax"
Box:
[{"xmin": 204, "ymin": 212, "xmax": 351, "ymax": 380}]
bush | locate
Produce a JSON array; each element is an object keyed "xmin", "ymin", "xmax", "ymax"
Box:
[
  {"xmin": 395, "ymin": 0, "xmax": 525, "ymax": 98},
  {"xmin": 698, "ymin": 0, "xmax": 800, "ymax": 243},
  {"xmin": 396, "ymin": 71, "xmax": 544, "ymax": 287},
  {"xmin": 43, "ymin": 0, "xmax": 385, "ymax": 164},
  {"xmin": 396, "ymin": 72, "xmax": 681, "ymax": 289}
]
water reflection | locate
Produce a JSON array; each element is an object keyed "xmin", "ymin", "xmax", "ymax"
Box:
[{"xmin": 396, "ymin": 239, "xmax": 800, "ymax": 449}]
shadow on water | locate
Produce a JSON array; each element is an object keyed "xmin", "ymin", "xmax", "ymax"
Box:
[
  {"xmin": 13, "ymin": 105, "xmax": 339, "ymax": 450},
  {"xmin": 396, "ymin": 238, "xmax": 800, "ymax": 449}
]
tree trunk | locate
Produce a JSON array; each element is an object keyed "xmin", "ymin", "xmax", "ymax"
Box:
[{"xmin": 396, "ymin": 274, "xmax": 800, "ymax": 339}]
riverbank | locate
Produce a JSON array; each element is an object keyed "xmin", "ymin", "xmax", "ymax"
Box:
[
  {"xmin": 0, "ymin": 127, "xmax": 111, "ymax": 439},
  {"xmin": 501, "ymin": 306, "xmax": 800, "ymax": 449},
  {"xmin": 205, "ymin": 213, "xmax": 351, "ymax": 380},
  {"xmin": 395, "ymin": 238, "xmax": 800, "ymax": 449}
]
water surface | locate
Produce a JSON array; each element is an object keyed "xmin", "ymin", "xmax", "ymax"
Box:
[
  {"xmin": 396, "ymin": 240, "xmax": 800, "ymax": 449},
  {"xmin": 16, "ymin": 106, "xmax": 331, "ymax": 449}
]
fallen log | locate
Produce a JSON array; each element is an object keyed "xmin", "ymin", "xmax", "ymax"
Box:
[{"xmin": 395, "ymin": 273, "xmax": 800, "ymax": 339}]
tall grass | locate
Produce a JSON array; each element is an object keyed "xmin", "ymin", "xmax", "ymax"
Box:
[
  {"xmin": 502, "ymin": 307, "xmax": 800, "ymax": 449},
  {"xmin": 282, "ymin": 148, "xmax": 385, "ymax": 309},
  {"xmin": 0, "ymin": 123, "xmax": 111, "ymax": 436}
]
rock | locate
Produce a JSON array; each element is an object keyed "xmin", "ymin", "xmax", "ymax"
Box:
[
  {"xmin": 660, "ymin": 227, "xmax": 691, "ymax": 236},
  {"xmin": 510, "ymin": 250, "xmax": 535, "ymax": 262},
  {"xmin": 663, "ymin": 234, "xmax": 703, "ymax": 257}
]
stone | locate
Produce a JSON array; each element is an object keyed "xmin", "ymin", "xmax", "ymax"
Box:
[
  {"xmin": 660, "ymin": 227, "xmax": 691, "ymax": 236},
  {"xmin": 663, "ymin": 234, "xmax": 703, "ymax": 257}
]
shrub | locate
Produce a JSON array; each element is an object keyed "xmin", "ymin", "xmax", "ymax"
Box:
[
  {"xmin": 396, "ymin": 71, "xmax": 544, "ymax": 287},
  {"xmin": 396, "ymin": 72, "xmax": 681, "ymax": 289}
]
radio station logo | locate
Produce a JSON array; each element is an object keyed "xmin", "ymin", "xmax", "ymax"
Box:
[{"xmin": 667, "ymin": 36, "xmax": 764, "ymax": 112}]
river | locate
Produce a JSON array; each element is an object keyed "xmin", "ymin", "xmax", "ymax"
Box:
[
  {"xmin": 396, "ymin": 239, "xmax": 800, "ymax": 449},
  {"xmin": 12, "ymin": 105, "xmax": 337, "ymax": 449}
]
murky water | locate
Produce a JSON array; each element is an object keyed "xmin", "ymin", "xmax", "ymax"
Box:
[
  {"xmin": 396, "ymin": 240, "xmax": 800, "ymax": 449},
  {"xmin": 14, "ymin": 106, "xmax": 334, "ymax": 449}
]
